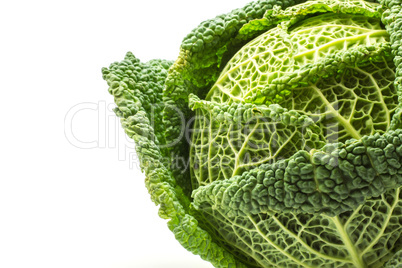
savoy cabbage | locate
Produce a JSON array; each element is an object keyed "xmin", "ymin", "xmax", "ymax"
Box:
[{"xmin": 102, "ymin": 0, "xmax": 402, "ymax": 267}]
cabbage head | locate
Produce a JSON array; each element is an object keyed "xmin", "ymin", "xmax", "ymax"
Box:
[{"xmin": 102, "ymin": 0, "xmax": 402, "ymax": 267}]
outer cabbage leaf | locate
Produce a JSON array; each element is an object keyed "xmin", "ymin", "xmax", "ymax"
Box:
[
  {"xmin": 194, "ymin": 186, "xmax": 402, "ymax": 267},
  {"xmin": 385, "ymin": 249, "xmax": 402, "ymax": 267},
  {"xmin": 189, "ymin": 94, "xmax": 325, "ymax": 188},
  {"xmin": 193, "ymin": 129, "xmax": 402, "ymax": 217},
  {"xmin": 206, "ymin": 11, "xmax": 398, "ymax": 143},
  {"xmin": 102, "ymin": 53, "xmax": 248, "ymax": 268},
  {"xmin": 237, "ymin": 0, "xmax": 384, "ymax": 40},
  {"xmin": 380, "ymin": 0, "xmax": 402, "ymax": 130}
]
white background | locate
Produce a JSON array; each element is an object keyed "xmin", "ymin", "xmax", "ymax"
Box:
[{"xmin": 0, "ymin": 0, "xmax": 252, "ymax": 268}]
